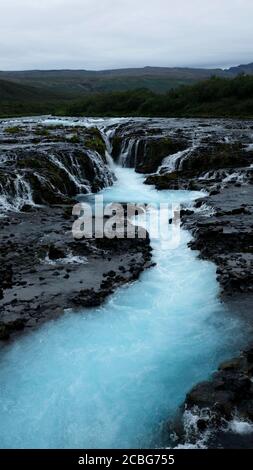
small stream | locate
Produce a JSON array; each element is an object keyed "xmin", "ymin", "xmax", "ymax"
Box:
[{"xmin": 0, "ymin": 165, "xmax": 246, "ymax": 449}]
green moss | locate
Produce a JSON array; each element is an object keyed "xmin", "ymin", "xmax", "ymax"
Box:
[
  {"xmin": 161, "ymin": 137, "xmax": 173, "ymax": 146},
  {"xmin": 17, "ymin": 158, "xmax": 42, "ymax": 169},
  {"xmin": 188, "ymin": 180, "xmax": 198, "ymax": 190},
  {"xmin": 137, "ymin": 138, "xmax": 187, "ymax": 173},
  {"xmin": 68, "ymin": 134, "xmax": 81, "ymax": 144},
  {"xmin": 86, "ymin": 127, "xmax": 103, "ymax": 139},
  {"xmin": 0, "ymin": 324, "xmax": 9, "ymax": 340},
  {"xmin": 5, "ymin": 126, "xmax": 22, "ymax": 134},
  {"xmin": 111, "ymin": 135, "xmax": 123, "ymax": 160},
  {"xmin": 85, "ymin": 137, "xmax": 106, "ymax": 155},
  {"xmin": 34, "ymin": 127, "xmax": 50, "ymax": 137}
]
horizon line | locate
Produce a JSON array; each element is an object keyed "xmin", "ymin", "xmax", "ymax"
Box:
[{"xmin": 0, "ymin": 62, "xmax": 251, "ymax": 73}]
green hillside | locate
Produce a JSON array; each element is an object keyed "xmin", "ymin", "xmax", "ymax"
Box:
[
  {"xmin": 2, "ymin": 63, "xmax": 253, "ymax": 96},
  {"xmin": 1, "ymin": 67, "xmax": 253, "ymax": 118},
  {"xmin": 65, "ymin": 75, "xmax": 253, "ymax": 118},
  {"xmin": 0, "ymin": 79, "xmax": 72, "ymax": 117}
]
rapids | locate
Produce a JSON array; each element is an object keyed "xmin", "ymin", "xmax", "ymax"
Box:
[{"xmin": 0, "ymin": 166, "xmax": 246, "ymax": 449}]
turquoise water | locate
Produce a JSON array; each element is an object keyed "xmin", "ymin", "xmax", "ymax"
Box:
[{"xmin": 0, "ymin": 168, "xmax": 244, "ymax": 448}]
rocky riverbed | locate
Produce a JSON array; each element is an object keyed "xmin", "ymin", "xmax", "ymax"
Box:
[
  {"xmin": 0, "ymin": 119, "xmax": 152, "ymax": 340},
  {"xmin": 109, "ymin": 117, "xmax": 253, "ymax": 447},
  {"xmin": 126, "ymin": 119, "xmax": 253, "ymax": 448},
  {"xmin": 0, "ymin": 116, "xmax": 253, "ymax": 448}
]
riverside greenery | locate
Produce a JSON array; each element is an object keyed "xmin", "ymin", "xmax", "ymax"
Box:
[
  {"xmin": 0, "ymin": 75, "xmax": 253, "ymax": 118},
  {"xmin": 63, "ymin": 75, "xmax": 253, "ymax": 118}
]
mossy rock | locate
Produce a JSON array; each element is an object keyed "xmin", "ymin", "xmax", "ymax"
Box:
[
  {"xmin": 68, "ymin": 134, "xmax": 81, "ymax": 144},
  {"xmin": 86, "ymin": 127, "xmax": 103, "ymax": 139},
  {"xmin": 0, "ymin": 324, "xmax": 9, "ymax": 340},
  {"xmin": 145, "ymin": 171, "xmax": 179, "ymax": 185},
  {"xmin": 5, "ymin": 126, "xmax": 22, "ymax": 134},
  {"xmin": 34, "ymin": 127, "xmax": 50, "ymax": 137},
  {"xmin": 181, "ymin": 143, "xmax": 248, "ymax": 172},
  {"xmin": 85, "ymin": 137, "xmax": 106, "ymax": 156},
  {"xmin": 136, "ymin": 138, "xmax": 187, "ymax": 173},
  {"xmin": 111, "ymin": 135, "xmax": 123, "ymax": 161}
]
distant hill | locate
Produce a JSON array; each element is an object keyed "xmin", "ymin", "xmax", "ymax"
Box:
[
  {"xmin": 0, "ymin": 63, "xmax": 252, "ymax": 117},
  {"xmin": 0, "ymin": 79, "xmax": 70, "ymax": 117},
  {"xmin": 1, "ymin": 63, "xmax": 252, "ymax": 96},
  {"xmin": 0, "ymin": 79, "xmax": 56, "ymax": 101},
  {"xmin": 65, "ymin": 75, "xmax": 253, "ymax": 119},
  {"xmin": 228, "ymin": 63, "xmax": 253, "ymax": 75}
]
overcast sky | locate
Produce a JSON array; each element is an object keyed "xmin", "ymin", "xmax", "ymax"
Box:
[{"xmin": 0, "ymin": 0, "xmax": 252, "ymax": 71}]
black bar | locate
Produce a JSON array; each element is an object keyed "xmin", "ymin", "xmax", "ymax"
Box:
[{"xmin": 0, "ymin": 449, "xmax": 251, "ymax": 467}]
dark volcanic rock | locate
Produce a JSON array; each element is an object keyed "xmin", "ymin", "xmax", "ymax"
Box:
[
  {"xmin": 145, "ymin": 125, "xmax": 253, "ymax": 448},
  {"xmin": 0, "ymin": 124, "xmax": 113, "ymax": 209},
  {"xmin": 111, "ymin": 121, "xmax": 188, "ymax": 173},
  {"xmin": 135, "ymin": 138, "xmax": 187, "ymax": 173},
  {"xmin": 182, "ymin": 184, "xmax": 253, "ymax": 297},
  {"xmin": 0, "ymin": 206, "xmax": 152, "ymax": 340},
  {"xmin": 0, "ymin": 120, "xmax": 153, "ymax": 340},
  {"xmin": 170, "ymin": 349, "xmax": 253, "ymax": 448},
  {"xmin": 180, "ymin": 142, "xmax": 251, "ymax": 172}
]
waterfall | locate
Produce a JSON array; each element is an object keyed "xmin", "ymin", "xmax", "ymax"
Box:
[
  {"xmin": 0, "ymin": 167, "xmax": 246, "ymax": 449},
  {"xmin": 86, "ymin": 149, "xmax": 114, "ymax": 188},
  {"xmin": 158, "ymin": 137, "xmax": 200, "ymax": 174},
  {"xmin": 14, "ymin": 174, "xmax": 34, "ymax": 208},
  {"xmin": 119, "ymin": 138, "xmax": 140, "ymax": 167},
  {"xmin": 0, "ymin": 172, "xmax": 34, "ymax": 213},
  {"xmin": 48, "ymin": 153, "xmax": 91, "ymax": 193},
  {"xmin": 158, "ymin": 147, "xmax": 192, "ymax": 173},
  {"xmin": 100, "ymin": 125, "xmax": 117, "ymax": 169},
  {"xmin": 199, "ymin": 168, "xmax": 248, "ymax": 185}
]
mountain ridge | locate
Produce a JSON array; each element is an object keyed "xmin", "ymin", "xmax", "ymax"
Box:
[
  {"xmin": 0, "ymin": 63, "xmax": 253, "ymax": 118},
  {"xmin": 0, "ymin": 62, "xmax": 252, "ymax": 96}
]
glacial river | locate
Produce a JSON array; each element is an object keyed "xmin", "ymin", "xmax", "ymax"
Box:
[{"xmin": 0, "ymin": 165, "xmax": 245, "ymax": 449}]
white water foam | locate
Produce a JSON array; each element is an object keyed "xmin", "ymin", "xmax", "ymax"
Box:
[
  {"xmin": 0, "ymin": 167, "xmax": 246, "ymax": 449},
  {"xmin": 227, "ymin": 418, "xmax": 253, "ymax": 435}
]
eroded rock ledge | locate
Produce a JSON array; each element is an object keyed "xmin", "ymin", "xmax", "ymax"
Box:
[
  {"xmin": 1, "ymin": 117, "xmax": 253, "ymax": 447},
  {"xmin": 0, "ymin": 206, "xmax": 152, "ymax": 340},
  {"xmin": 169, "ymin": 181, "xmax": 253, "ymax": 447},
  {"xmin": 0, "ymin": 121, "xmax": 152, "ymax": 340},
  {"xmin": 109, "ymin": 117, "xmax": 253, "ymax": 447},
  {"xmin": 144, "ymin": 134, "xmax": 253, "ymax": 448}
]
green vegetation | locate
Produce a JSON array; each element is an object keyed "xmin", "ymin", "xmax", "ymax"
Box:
[
  {"xmin": 34, "ymin": 127, "xmax": 50, "ymax": 136},
  {"xmin": 85, "ymin": 137, "xmax": 106, "ymax": 155},
  {"xmin": 0, "ymin": 67, "xmax": 225, "ymax": 96},
  {"xmin": 5, "ymin": 126, "xmax": 22, "ymax": 134},
  {"xmin": 68, "ymin": 134, "xmax": 81, "ymax": 144},
  {"xmin": 0, "ymin": 63, "xmax": 252, "ymax": 96},
  {"xmin": 1, "ymin": 75, "xmax": 253, "ymax": 119},
  {"xmin": 65, "ymin": 76, "xmax": 253, "ymax": 118},
  {"xmin": 0, "ymin": 78, "xmax": 73, "ymax": 118}
]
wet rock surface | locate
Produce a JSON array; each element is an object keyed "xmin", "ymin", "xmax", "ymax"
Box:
[
  {"xmin": 170, "ymin": 181, "xmax": 253, "ymax": 446},
  {"xmin": 0, "ymin": 119, "xmax": 152, "ymax": 340},
  {"xmin": 0, "ymin": 121, "xmax": 113, "ymax": 210},
  {"xmin": 182, "ymin": 184, "xmax": 253, "ymax": 297},
  {"xmin": 169, "ymin": 349, "xmax": 253, "ymax": 449},
  {"xmin": 104, "ymin": 117, "xmax": 253, "ymax": 447},
  {"xmin": 138, "ymin": 121, "xmax": 253, "ymax": 448},
  {"xmin": 1, "ymin": 116, "xmax": 253, "ymax": 447},
  {"xmin": 111, "ymin": 117, "xmax": 253, "ymax": 448},
  {"xmin": 0, "ymin": 205, "xmax": 152, "ymax": 340}
]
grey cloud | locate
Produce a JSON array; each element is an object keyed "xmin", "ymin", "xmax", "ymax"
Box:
[{"xmin": 0, "ymin": 0, "xmax": 252, "ymax": 70}]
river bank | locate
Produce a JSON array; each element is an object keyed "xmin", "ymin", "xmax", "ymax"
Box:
[
  {"xmin": 0, "ymin": 119, "xmax": 152, "ymax": 340},
  {"xmin": 112, "ymin": 117, "xmax": 253, "ymax": 447},
  {"xmin": 0, "ymin": 116, "xmax": 252, "ymax": 448}
]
